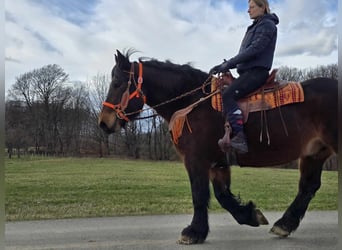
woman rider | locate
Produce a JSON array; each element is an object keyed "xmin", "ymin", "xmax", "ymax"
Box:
[{"xmin": 210, "ymin": 0, "xmax": 279, "ymax": 153}]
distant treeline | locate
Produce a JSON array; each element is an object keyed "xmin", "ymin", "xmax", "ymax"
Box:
[{"xmin": 5, "ymin": 63, "xmax": 338, "ymax": 169}]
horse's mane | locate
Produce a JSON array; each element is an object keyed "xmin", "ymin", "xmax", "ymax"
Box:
[
  {"xmin": 122, "ymin": 49, "xmax": 209, "ymax": 98},
  {"xmin": 146, "ymin": 59, "xmax": 209, "ymax": 92},
  {"xmin": 142, "ymin": 59, "xmax": 198, "ymax": 75},
  {"xmin": 123, "ymin": 49, "xmax": 208, "ymax": 86}
]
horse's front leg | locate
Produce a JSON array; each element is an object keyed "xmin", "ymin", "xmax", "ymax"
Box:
[
  {"xmin": 178, "ymin": 158, "xmax": 210, "ymax": 245},
  {"xmin": 210, "ymin": 167, "xmax": 269, "ymax": 226}
]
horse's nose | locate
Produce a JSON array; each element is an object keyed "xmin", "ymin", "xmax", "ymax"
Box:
[
  {"xmin": 99, "ymin": 121, "xmax": 111, "ymax": 134},
  {"xmin": 99, "ymin": 121, "xmax": 107, "ymax": 130}
]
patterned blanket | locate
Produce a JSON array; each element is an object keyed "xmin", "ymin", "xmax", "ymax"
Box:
[{"xmin": 211, "ymin": 77, "xmax": 304, "ymax": 115}]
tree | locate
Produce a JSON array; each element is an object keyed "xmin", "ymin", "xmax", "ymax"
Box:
[
  {"xmin": 87, "ymin": 73, "xmax": 113, "ymax": 157},
  {"xmin": 5, "ymin": 101, "xmax": 32, "ymax": 158},
  {"xmin": 276, "ymin": 66, "xmax": 305, "ymax": 82},
  {"xmin": 304, "ymin": 64, "xmax": 338, "ymax": 80},
  {"xmin": 277, "ymin": 64, "xmax": 338, "ymax": 82},
  {"xmin": 59, "ymin": 83, "xmax": 89, "ymax": 155},
  {"xmin": 7, "ymin": 64, "xmax": 70, "ymax": 155},
  {"xmin": 31, "ymin": 64, "xmax": 69, "ymax": 153},
  {"xmin": 124, "ymin": 120, "xmax": 142, "ymax": 159}
]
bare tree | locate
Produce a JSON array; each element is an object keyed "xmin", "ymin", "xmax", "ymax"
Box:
[
  {"xmin": 304, "ymin": 64, "xmax": 338, "ymax": 80},
  {"xmin": 123, "ymin": 120, "xmax": 142, "ymax": 159},
  {"xmin": 7, "ymin": 64, "xmax": 70, "ymax": 155},
  {"xmin": 87, "ymin": 73, "xmax": 112, "ymax": 157},
  {"xmin": 58, "ymin": 83, "xmax": 89, "ymax": 155},
  {"xmin": 5, "ymin": 101, "xmax": 32, "ymax": 158},
  {"xmin": 277, "ymin": 66, "xmax": 305, "ymax": 82},
  {"xmin": 30, "ymin": 64, "xmax": 69, "ymax": 153},
  {"xmin": 277, "ymin": 64, "xmax": 338, "ymax": 82}
]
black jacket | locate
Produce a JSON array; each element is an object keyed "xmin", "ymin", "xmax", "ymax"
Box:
[{"xmin": 226, "ymin": 13, "xmax": 279, "ymax": 74}]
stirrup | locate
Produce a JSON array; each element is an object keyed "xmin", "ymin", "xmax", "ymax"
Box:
[{"xmin": 218, "ymin": 122, "xmax": 232, "ymax": 152}]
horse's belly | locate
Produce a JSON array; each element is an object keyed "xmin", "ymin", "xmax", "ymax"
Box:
[{"xmin": 237, "ymin": 148, "xmax": 300, "ymax": 167}]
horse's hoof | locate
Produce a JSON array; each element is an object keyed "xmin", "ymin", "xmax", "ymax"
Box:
[
  {"xmin": 177, "ymin": 235, "xmax": 205, "ymax": 245},
  {"xmin": 269, "ymin": 225, "xmax": 290, "ymax": 238},
  {"xmin": 255, "ymin": 209, "xmax": 269, "ymax": 225}
]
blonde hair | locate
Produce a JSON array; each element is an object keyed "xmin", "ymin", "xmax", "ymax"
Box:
[{"xmin": 249, "ymin": 0, "xmax": 271, "ymax": 14}]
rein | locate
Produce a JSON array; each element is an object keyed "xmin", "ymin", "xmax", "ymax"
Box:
[{"xmin": 102, "ymin": 62, "xmax": 213, "ymax": 121}]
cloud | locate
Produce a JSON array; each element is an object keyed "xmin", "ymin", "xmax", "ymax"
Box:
[
  {"xmin": 5, "ymin": 0, "xmax": 103, "ymax": 88},
  {"xmin": 5, "ymin": 57, "xmax": 21, "ymax": 64},
  {"xmin": 24, "ymin": 27, "xmax": 63, "ymax": 55},
  {"xmin": 90, "ymin": 0, "xmax": 248, "ymax": 70},
  {"xmin": 276, "ymin": 26, "xmax": 337, "ymax": 56},
  {"xmin": 273, "ymin": 0, "xmax": 337, "ymax": 58},
  {"xmin": 30, "ymin": 0, "xmax": 98, "ymax": 27},
  {"xmin": 5, "ymin": 0, "xmax": 338, "ymax": 93}
]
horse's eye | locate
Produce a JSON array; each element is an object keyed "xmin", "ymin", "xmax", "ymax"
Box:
[
  {"xmin": 112, "ymin": 80, "xmax": 121, "ymax": 88},
  {"xmin": 111, "ymin": 75, "xmax": 120, "ymax": 87}
]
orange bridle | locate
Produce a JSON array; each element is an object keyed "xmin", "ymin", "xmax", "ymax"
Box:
[{"xmin": 102, "ymin": 62, "xmax": 146, "ymax": 122}]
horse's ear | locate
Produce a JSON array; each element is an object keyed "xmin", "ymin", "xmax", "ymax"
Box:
[
  {"xmin": 115, "ymin": 50, "xmax": 130, "ymax": 69},
  {"xmin": 116, "ymin": 50, "xmax": 125, "ymax": 62}
]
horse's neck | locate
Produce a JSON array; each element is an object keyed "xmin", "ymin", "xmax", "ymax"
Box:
[
  {"xmin": 142, "ymin": 66, "xmax": 204, "ymax": 122},
  {"xmin": 143, "ymin": 75, "xmax": 177, "ymax": 122}
]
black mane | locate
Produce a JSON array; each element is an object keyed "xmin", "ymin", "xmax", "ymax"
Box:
[
  {"xmin": 145, "ymin": 59, "xmax": 207, "ymax": 79},
  {"xmin": 145, "ymin": 59, "xmax": 209, "ymax": 97},
  {"xmin": 121, "ymin": 49, "xmax": 210, "ymax": 106},
  {"xmin": 123, "ymin": 49, "xmax": 209, "ymax": 88}
]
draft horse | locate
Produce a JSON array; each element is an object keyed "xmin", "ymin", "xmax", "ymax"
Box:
[{"xmin": 98, "ymin": 50, "xmax": 337, "ymax": 244}]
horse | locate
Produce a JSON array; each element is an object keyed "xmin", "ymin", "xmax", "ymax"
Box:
[{"xmin": 98, "ymin": 50, "xmax": 337, "ymax": 244}]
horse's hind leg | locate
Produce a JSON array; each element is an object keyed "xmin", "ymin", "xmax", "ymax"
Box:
[
  {"xmin": 210, "ymin": 167, "xmax": 269, "ymax": 226},
  {"xmin": 271, "ymin": 140, "xmax": 333, "ymax": 237}
]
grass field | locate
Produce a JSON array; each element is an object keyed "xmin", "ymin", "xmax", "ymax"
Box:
[{"xmin": 5, "ymin": 157, "xmax": 338, "ymax": 221}]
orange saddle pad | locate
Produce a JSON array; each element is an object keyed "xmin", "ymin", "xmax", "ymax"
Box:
[{"xmin": 211, "ymin": 77, "xmax": 304, "ymax": 116}]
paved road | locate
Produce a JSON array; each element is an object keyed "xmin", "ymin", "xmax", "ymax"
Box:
[{"xmin": 5, "ymin": 211, "xmax": 338, "ymax": 250}]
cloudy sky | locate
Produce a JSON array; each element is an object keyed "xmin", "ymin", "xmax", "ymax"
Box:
[{"xmin": 5, "ymin": 0, "xmax": 338, "ymax": 93}]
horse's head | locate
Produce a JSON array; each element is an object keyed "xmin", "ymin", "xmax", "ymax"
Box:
[{"xmin": 98, "ymin": 50, "xmax": 146, "ymax": 134}]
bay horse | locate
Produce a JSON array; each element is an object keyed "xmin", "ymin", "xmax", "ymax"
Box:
[{"xmin": 98, "ymin": 50, "xmax": 337, "ymax": 244}]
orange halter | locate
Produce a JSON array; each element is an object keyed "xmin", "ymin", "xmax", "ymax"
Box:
[{"xmin": 102, "ymin": 62, "xmax": 146, "ymax": 122}]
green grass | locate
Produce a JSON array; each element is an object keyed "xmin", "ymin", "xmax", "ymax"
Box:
[{"xmin": 5, "ymin": 157, "xmax": 337, "ymax": 221}]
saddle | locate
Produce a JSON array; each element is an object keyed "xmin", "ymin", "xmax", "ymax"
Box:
[
  {"xmin": 211, "ymin": 69, "xmax": 304, "ymax": 122},
  {"xmin": 168, "ymin": 70, "xmax": 305, "ymax": 146}
]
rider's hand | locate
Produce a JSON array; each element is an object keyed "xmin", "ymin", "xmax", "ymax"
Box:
[{"xmin": 209, "ymin": 60, "xmax": 231, "ymax": 75}]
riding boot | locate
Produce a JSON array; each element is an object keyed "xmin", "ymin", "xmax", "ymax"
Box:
[
  {"xmin": 229, "ymin": 109, "xmax": 248, "ymax": 153},
  {"xmin": 231, "ymin": 131, "xmax": 248, "ymax": 153},
  {"xmin": 218, "ymin": 108, "xmax": 248, "ymax": 153}
]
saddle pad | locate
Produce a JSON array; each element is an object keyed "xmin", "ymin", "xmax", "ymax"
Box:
[
  {"xmin": 169, "ymin": 104, "xmax": 195, "ymax": 145},
  {"xmin": 211, "ymin": 79, "xmax": 304, "ymax": 113}
]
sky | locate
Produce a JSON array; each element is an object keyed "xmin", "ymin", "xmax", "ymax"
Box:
[{"xmin": 5, "ymin": 0, "xmax": 338, "ymax": 94}]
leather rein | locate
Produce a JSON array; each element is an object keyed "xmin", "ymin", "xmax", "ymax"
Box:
[{"xmin": 102, "ymin": 62, "xmax": 213, "ymax": 122}]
